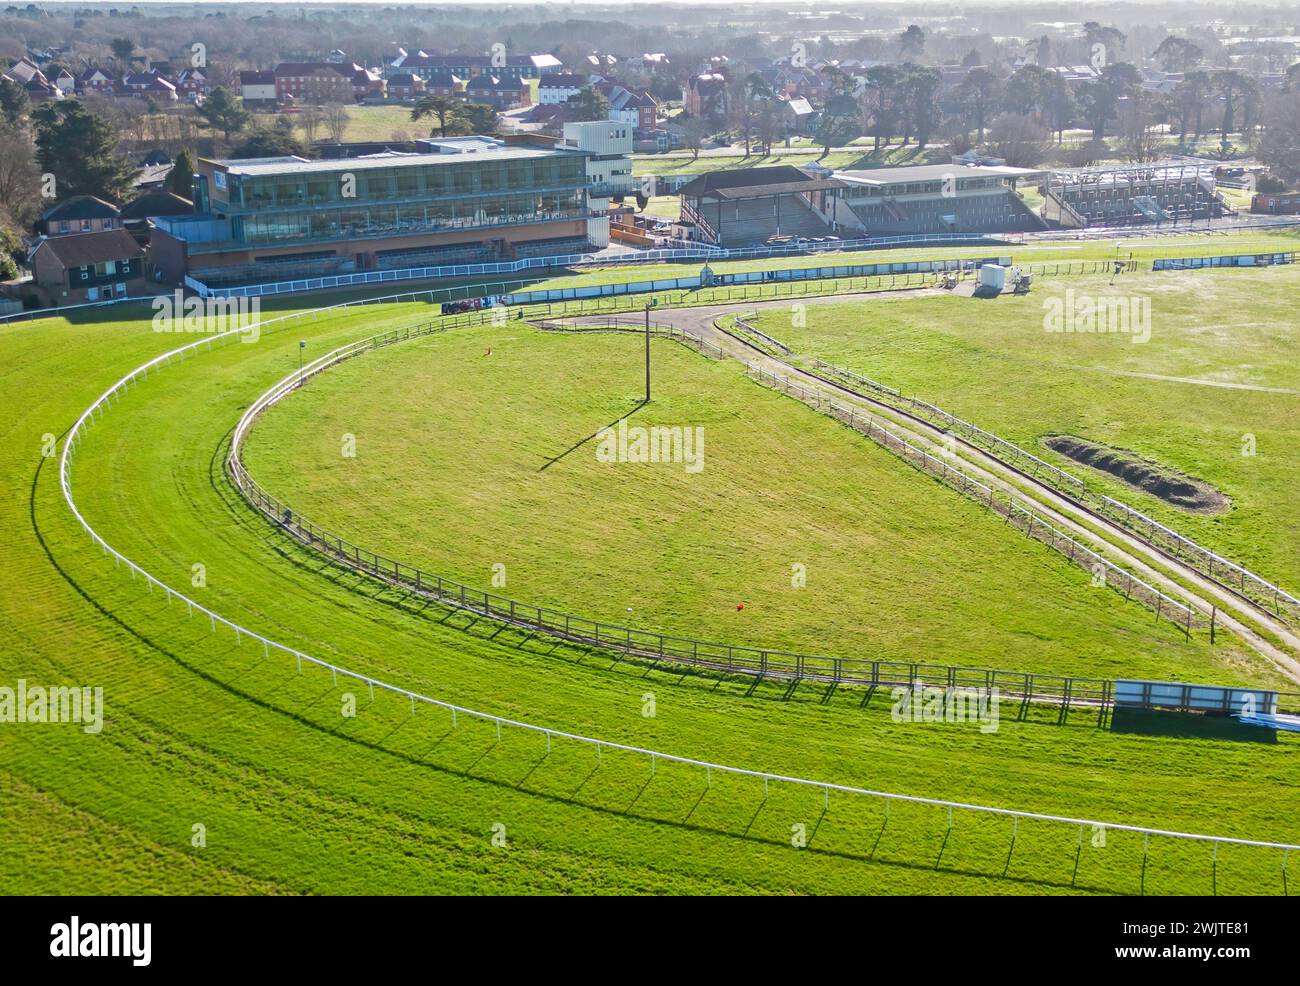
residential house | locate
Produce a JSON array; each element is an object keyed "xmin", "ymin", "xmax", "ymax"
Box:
[
  {"xmin": 38, "ymin": 196, "xmax": 122, "ymax": 237},
  {"xmin": 464, "ymin": 74, "xmax": 531, "ymax": 109},
  {"xmin": 120, "ymin": 71, "xmax": 178, "ymax": 102},
  {"xmin": 682, "ymin": 73, "xmax": 728, "ymax": 119},
  {"xmin": 76, "ymin": 66, "xmax": 116, "ymax": 95},
  {"xmin": 174, "ymin": 67, "xmax": 210, "ymax": 102},
  {"xmin": 423, "ymin": 72, "xmax": 466, "ymax": 98},
  {"xmin": 600, "ymin": 83, "xmax": 658, "ymax": 131},
  {"xmin": 388, "ymin": 51, "xmax": 562, "ymax": 81},
  {"xmin": 29, "ymin": 228, "xmax": 145, "ymax": 306},
  {"xmin": 538, "ymin": 73, "xmax": 591, "ymax": 105},
  {"xmin": 120, "ymin": 190, "xmax": 193, "ymax": 245},
  {"xmin": 386, "ymin": 73, "xmax": 426, "ymax": 101},
  {"xmin": 274, "ymin": 63, "xmax": 354, "ymax": 103},
  {"xmin": 239, "ymin": 69, "xmax": 277, "ymax": 107},
  {"xmin": 3, "ymin": 56, "xmax": 63, "ymax": 101}
]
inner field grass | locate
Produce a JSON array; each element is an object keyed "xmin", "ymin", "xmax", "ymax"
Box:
[
  {"xmin": 745, "ymin": 267, "xmax": 1300, "ymax": 594},
  {"xmin": 241, "ymin": 323, "xmax": 1278, "ymax": 689},
  {"xmin": 1, "ymin": 272, "xmax": 1297, "ymax": 895}
]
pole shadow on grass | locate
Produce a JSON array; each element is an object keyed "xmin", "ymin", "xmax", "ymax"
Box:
[{"xmin": 538, "ymin": 398, "xmax": 648, "ymax": 472}]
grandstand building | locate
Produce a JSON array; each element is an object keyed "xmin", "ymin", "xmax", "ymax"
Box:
[
  {"xmin": 677, "ymin": 163, "xmax": 1045, "ymax": 246},
  {"xmin": 1041, "ymin": 162, "xmax": 1228, "ymax": 228},
  {"xmin": 150, "ymin": 123, "xmax": 633, "ymax": 289},
  {"xmin": 677, "ymin": 166, "xmax": 849, "ymax": 247},
  {"xmin": 831, "ymin": 165, "xmax": 1047, "ymax": 236}
]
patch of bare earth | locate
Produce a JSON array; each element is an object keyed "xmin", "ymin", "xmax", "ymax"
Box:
[{"xmin": 1044, "ymin": 435, "xmax": 1230, "ymax": 515}]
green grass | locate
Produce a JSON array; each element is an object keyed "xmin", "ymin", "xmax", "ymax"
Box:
[
  {"xmin": 343, "ymin": 104, "xmax": 426, "ymax": 142},
  {"xmin": 242, "ymin": 322, "xmax": 1275, "ymax": 687},
  {"xmin": 2, "ymin": 265, "xmax": 1298, "ymax": 896},
  {"xmin": 745, "ymin": 267, "xmax": 1300, "ymax": 595}
]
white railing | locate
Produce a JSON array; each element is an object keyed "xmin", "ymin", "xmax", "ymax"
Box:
[
  {"xmin": 807, "ymin": 354, "xmax": 1298, "ymax": 620},
  {"xmin": 186, "ymin": 232, "xmax": 1001, "ymax": 299},
  {"xmin": 56, "ymin": 302, "xmax": 1300, "ymax": 871},
  {"xmin": 1101, "ymin": 496, "xmax": 1300, "ymax": 618},
  {"xmin": 810, "ymin": 358, "xmax": 1087, "ymax": 497},
  {"xmin": 739, "ymin": 361, "xmax": 1196, "ymax": 630}
]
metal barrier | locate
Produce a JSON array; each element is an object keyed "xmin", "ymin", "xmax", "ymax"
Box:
[{"xmin": 55, "ymin": 301, "xmax": 1300, "ymax": 883}]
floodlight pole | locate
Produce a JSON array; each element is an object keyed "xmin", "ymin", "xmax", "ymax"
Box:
[{"xmin": 644, "ymin": 302, "xmax": 651, "ymax": 402}]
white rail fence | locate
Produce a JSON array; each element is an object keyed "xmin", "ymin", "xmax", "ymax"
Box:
[
  {"xmin": 737, "ymin": 361, "xmax": 1196, "ymax": 632},
  {"xmin": 55, "ymin": 304, "xmax": 1300, "ymax": 880},
  {"xmin": 800, "ymin": 355, "xmax": 1297, "ymax": 622}
]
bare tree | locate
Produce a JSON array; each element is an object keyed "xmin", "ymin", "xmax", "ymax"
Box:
[
  {"xmin": 298, "ymin": 108, "xmax": 324, "ymax": 146},
  {"xmin": 0, "ymin": 122, "xmax": 40, "ymax": 229},
  {"xmin": 324, "ymin": 103, "xmax": 349, "ymax": 143},
  {"xmin": 984, "ymin": 112, "xmax": 1049, "ymax": 168}
]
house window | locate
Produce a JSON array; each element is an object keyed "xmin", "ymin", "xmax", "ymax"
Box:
[
  {"xmin": 81, "ymin": 220, "xmax": 91, "ymax": 231},
  {"xmin": 86, "ymin": 287, "xmax": 98, "ymax": 301},
  {"xmin": 59, "ymin": 221, "xmax": 69, "ymax": 233}
]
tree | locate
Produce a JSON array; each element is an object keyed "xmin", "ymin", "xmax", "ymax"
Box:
[
  {"xmin": 815, "ymin": 92, "xmax": 859, "ymax": 158},
  {"xmin": 324, "ymin": 104, "xmax": 348, "ymax": 143},
  {"xmin": 231, "ymin": 123, "xmax": 305, "ymax": 159},
  {"xmin": 896, "ymin": 64, "xmax": 941, "ymax": 148},
  {"xmin": 33, "ymin": 100, "xmax": 136, "ymax": 204},
  {"xmin": 110, "ymin": 37, "xmax": 135, "ymax": 65},
  {"xmin": 1172, "ymin": 71, "xmax": 1211, "ymax": 142},
  {"xmin": 411, "ymin": 94, "xmax": 456, "ymax": 138},
  {"xmin": 456, "ymin": 103, "xmax": 499, "ymax": 135},
  {"xmin": 297, "ymin": 106, "xmax": 323, "ymax": 145},
  {"xmin": 1078, "ymin": 62, "xmax": 1140, "ymax": 140},
  {"xmin": 0, "ymin": 77, "xmax": 28, "ymax": 125},
  {"xmin": 731, "ymin": 73, "xmax": 772, "ymax": 156},
  {"xmin": 1211, "ymin": 70, "xmax": 1256, "ymax": 143},
  {"xmin": 679, "ymin": 115, "xmax": 707, "ymax": 160},
  {"xmin": 961, "ymin": 49, "xmax": 982, "ymax": 68},
  {"xmin": 1116, "ymin": 89, "xmax": 1162, "ymax": 162},
  {"xmin": 167, "ymin": 148, "xmax": 194, "ymax": 199},
  {"xmin": 1152, "ymin": 36, "xmax": 1204, "ymax": 74},
  {"xmin": 1003, "ymin": 64, "xmax": 1052, "ymax": 116},
  {"xmin": 1042, "ymin": 73, "xmax": 1076, "ymax": 143},
  {"xmin": 1083, "ymin": 22, "xmax": 1126, "ymax": 64},
  {"xmin": 984, "ymin": 113, "xmax": 1049, "ymax": 168},
  {"xmin": 957, "ymin": 67, "xmax": 1001, "ymax": 141},
  {"xmin": 567, "ymin": 85, "xmax": 610, "ymax": 122},
  {"xmin": 898, "ymin": 25, "xmax": 926, "ymax": 60},
  {"xmin": 1258, "ymin": 91, "xmax": 1300, "ymax": 181},
  {"xmin": 197, "ymin": 86, "xmax": 250, "ymax": 142},
  {"xmin": 0, "ymin": 121, "xmax": 40, "ymax": 234},
  {"xmin": 859, "ymin": 64, "xmax": 900, "ymax": 151}
]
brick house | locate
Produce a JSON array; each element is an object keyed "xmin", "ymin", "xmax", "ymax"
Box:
[
  {"xmin": 422, "ymin": 72, "xmax": 466, "ymax": 98},
  {"xmin": 38, "ymin": 196, "xmax": 123, "ymax": 237},
  {"xmin": 274, "ymin": 63, "xmax": 354, "ymax": 104},
  {"xmin": 386, "ymin": 73, "xmax": 426, "ymax": 101},
  {"xmin": 120, "ymin": 71, "xmax": 178, "ymax": 101},
  {"xmin": 75, "ymin": 67, "xmax": 116, "ymax": 94},
  {"xmin": 174, "ymin": 67, "xmax": 210, "ymax": 102},
  {"xmin": 464, "ymin": 74, "xmax": 531, "ymax": 109},
  {"xmin": 29, "ymin": 229, "xmax": 146, "ymax": 306}
]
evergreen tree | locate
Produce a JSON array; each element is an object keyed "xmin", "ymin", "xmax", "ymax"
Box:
[
  {"xmin": 168, "ymin": 148, "xmax": 195, "ymax": 199},
  {"xmin": 33, "ymin": 100, "xmax": 136, "ymax": 203}
]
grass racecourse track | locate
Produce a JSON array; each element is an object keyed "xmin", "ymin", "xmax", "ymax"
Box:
[{"xmin": 2, "ymin": 240, "xmax": 1299, "ymax": 894}]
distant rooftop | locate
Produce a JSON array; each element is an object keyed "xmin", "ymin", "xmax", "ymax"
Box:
[
  {"xmin": 207, "ymin": 145, "xmax": 572, "ymax": 178},
  {"xmin": 837, "ymin": 164, "xmax": 1044, "ymax": 185}
]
